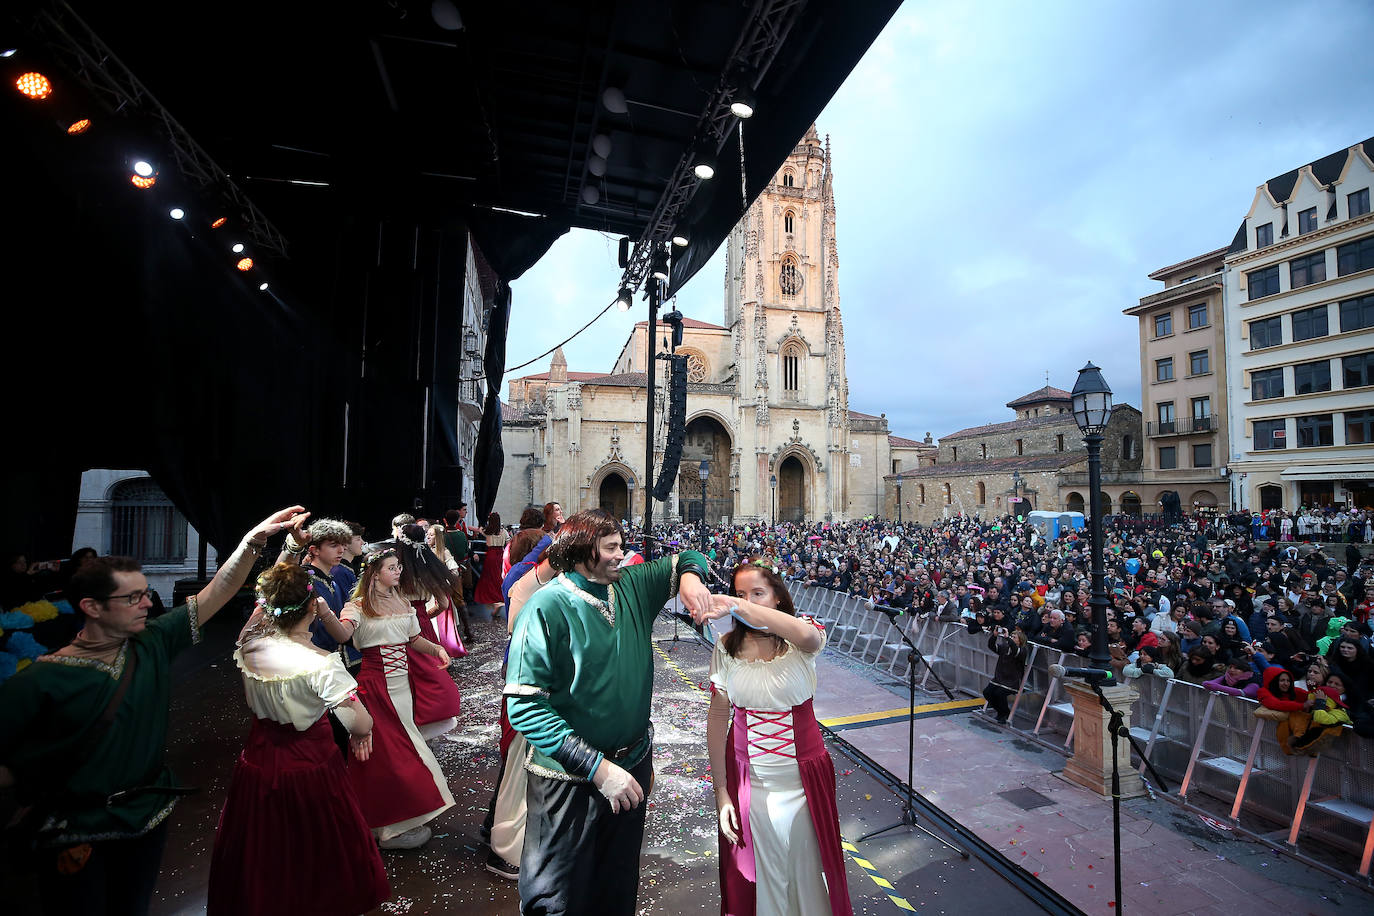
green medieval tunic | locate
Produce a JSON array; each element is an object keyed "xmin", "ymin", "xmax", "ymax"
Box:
[
  {"xmin": 506, "ymin": 550, "xmax": 707, "ymax": 778},
  {"xmin": 0, "ymin": 601, "xmax": 202, "ymax": 845}
]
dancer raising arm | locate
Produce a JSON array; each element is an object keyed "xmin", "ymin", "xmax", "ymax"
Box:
[{"xmin": 695, "ymin": 558, "xmax": 853, "ymax": 916}]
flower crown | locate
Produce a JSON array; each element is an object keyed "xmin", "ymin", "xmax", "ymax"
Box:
[
  {"xmin": 362, "ymin": 546, "xmax": 400, "ymax": 571},
  {"xmin": 256, "ymin": 582, "xmax": 314, "ymax": 617},
  {"xmin": 749, "ymin": 558, "xmax": 780, "ymax": 576}
]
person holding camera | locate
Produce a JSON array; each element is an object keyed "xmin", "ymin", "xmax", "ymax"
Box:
[{"xmin": 983, "ymin": 625, "xmax": 1029, "ymax": 724}]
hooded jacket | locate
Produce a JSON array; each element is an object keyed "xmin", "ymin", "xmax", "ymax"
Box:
[{"xmin": 1257, "ymin": 666, "xmax": 1307, "ymax": 712}]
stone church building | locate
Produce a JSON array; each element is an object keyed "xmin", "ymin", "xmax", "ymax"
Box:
[{"xmin": 495, "ymin": 127, "xmax": 932, "ymax": 526}]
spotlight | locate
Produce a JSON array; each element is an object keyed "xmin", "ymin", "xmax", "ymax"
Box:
[
  {"xmin": 169, "ymin": 208, "xmax": 185, "ymax": 220},
  {"xmin": 614, "ymin": 285, "xmax": 633, "ymax": 312},
  {"xmin": 591, "ymin": 133, "xmax": 613, "ymax": 158},
  {"xmin": 430, "ymin": 0, "xmax": 463, "ymax": 30},
  {"xmin": 130, "ymin": 174, "xmax": 157, "ymax": 189},
  {"xmin": 1, "ymin": 49, "xmax": 16, "ymax": 58},
  {"xmin": 236, "ymin": 257, "xmax": 254, "ymax": 271},
  {"xmin": 671, "ymin": 231, "xmax": 689, "ymax": 248},
  {"xmin": 651, "ymin": 247, "xmax": 670, "ymax": 283},
  {"xmin": 232, "ymin": 243, "xmax": 245, "ymax": 253},
  {"xmin": 692, "ymin": 149, "xmax": 716, "ymax": 181},
  {"xmin": 15, "ymin": 72, "xmax": 52, "ymax": 100},
  {"xmin": 602, "ymin": 86, "xmax": 627, "ymax": 114},
  {"xmin": 581, "ymin": 184, "xmax": 600, "ymax": 205},
  {"xmin": 133, "ymin": 160, "xmax": 154, "ymax": 177},
  {"xmin": 259, "ymin": 282, "xmax": 270, "ymax": 291},
  {"xmin": 211, "ymin": 217, "xmax": 228, "ymax": 229},
  {"xmin": 588, "ymin": 155, "xmax": 607, "ymax": 177},
  {"xmin": 66, "ymin": 118, "xmax": 90, "ymax": 135},
  {"xmin": 730, "ymin": 87, "xmax": 756, "ymax": 119}
]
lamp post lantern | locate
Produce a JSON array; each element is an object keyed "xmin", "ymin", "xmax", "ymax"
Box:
[
  {"xmin": 896, "ymin": 477, "xmax": 903, "ymax": 523},
  {"xmin": 698, "ymin": 459, "xmax": 710, "ymax": 551},
  {"xmin": 625, "ymin": 477, "xmax": 635, "ymax": 528},
  {"xmin": 769, "ymin": 473, "xmax": 777, "ymax": 527},
  {"xmin": 1071, "ymin": 361, "xmax": 1114, "ymax": 673}
]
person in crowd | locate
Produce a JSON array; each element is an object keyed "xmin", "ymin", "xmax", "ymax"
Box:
[
  {"xmin": 1037, "ymin": 609, "xmax": 1076, "ymax": 653},
  {"xmin": 504, "ymin": 510, "xmax": 710, "ymax": 916},
  {"xmin": 1178, "ymin": 647, "xmax": 1223, "ymax": 685},
  {"xmin": 703, "ymin": 558, "xmax": 853, "ymax": 916},
  {"xmin": 1327, "ymin": 636, "xmax": 1371, "ymax": 704},
  {"xmin": 0, "ymin": 505, "xmax": 305, "ymax": 916},
  {"xmin": 474, "ymin": 512, "xmax": 510, "ymax": 618},
  {"xmin": 427, "ymin": 521, "xmax": 476, "ymax": 646},
  {"xmin": 207, "ymin": 562, "xmax": 388, "ymax": 915},
  {"xmin": 1123, "ymin": 643, "xmax": 1174, "ymax": 681},
  {"xmin": 279, "ymin": 518, "xmax": 356, "ymax": 658},
  {"xmin": 1203, "ymin": 658, "xmax": 1260, "ymax": 698},
  {"xmin": 983, "ymin": 625, "xmax": 1029, "ymax": 724},
  {"xmin": 395, "ymin": 524, "xmax": 465, "ymax": 723},
  {"xmin": 339, "ymin": 547, "xmax": 455, "ymax": 850}
]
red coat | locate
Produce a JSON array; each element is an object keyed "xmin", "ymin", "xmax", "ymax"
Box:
[{"xmin": 1257, "ymin": 666, "xmax": 1307, "ymax": 712}]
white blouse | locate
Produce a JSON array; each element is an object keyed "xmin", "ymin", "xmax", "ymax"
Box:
[
  {"xmin": 709, "ymin": 625, "xmax": 826, "ymax": 711},
  {"xmin": 341, "ymin": 607, "xmax": 421, "ymax": 648},
  {"xmin": 233, "ymin": 635, "xmax": 359, "ymax": 731}
]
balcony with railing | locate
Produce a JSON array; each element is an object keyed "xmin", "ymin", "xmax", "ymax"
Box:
[{"xmin": 1146, "ymin": 414, "xmax": 1218, "ymax": 437}]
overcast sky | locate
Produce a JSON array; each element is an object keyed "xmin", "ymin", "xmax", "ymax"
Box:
[{"xmin": 509, "ymin": 0, "xmax": 1374, "ymax": 442}]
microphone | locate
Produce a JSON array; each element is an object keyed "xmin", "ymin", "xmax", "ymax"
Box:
[
  {"xmin": 873, "ymin": 603, "xmax": 904, "ymax": 617},
  {"xmin": 1048, "ymin": 663, "xmax": 1114, "ymax": 682}
]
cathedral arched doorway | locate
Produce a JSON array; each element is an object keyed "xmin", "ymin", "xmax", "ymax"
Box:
[
  {"xmin": 598, "ymin": 473, "xmax": 629, "ymax": 523},
  {"xmin": 1121, "ymin": 492, "xmax": 1142, "ymax": 517},
  {"xmin": 679, "ymin": 416, "xmax": 733, "ymax": 524},
  {"xmin": 778, "ymin": 456, "xmax": 806, "ymax": 523}
]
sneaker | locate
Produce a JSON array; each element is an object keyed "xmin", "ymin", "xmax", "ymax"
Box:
[
  {"xmin": 486, "ymin": 850, "xmax": 520, "ymax": 880},
  {"xmin": 379, "ymin": 825, "xmax": 432, "ymax": 850}
]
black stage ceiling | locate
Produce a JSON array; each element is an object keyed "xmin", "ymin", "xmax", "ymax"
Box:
[{"xmin": 0, "ymin": 0, "xmax": 901, "ymax": 558}]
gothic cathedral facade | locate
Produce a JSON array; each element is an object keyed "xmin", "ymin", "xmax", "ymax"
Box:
[{"xmin": 495, "ymin": 127, "xmax": 928, "ymax": 526}]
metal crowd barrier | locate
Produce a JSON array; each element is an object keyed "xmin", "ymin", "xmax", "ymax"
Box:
[{"xmin": 788, "ymin": 583, "xmax": 1374, "ymax": 880}]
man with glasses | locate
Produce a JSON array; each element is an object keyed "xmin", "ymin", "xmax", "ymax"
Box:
[{"xmin": 0, "ymin": 505, "xmax": 305, "ymax": 916}]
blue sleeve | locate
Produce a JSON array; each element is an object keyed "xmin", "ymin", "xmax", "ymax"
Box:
[{"xmin": 1229, "ymin": 615, "xmax": 1251, "ymax": 641}]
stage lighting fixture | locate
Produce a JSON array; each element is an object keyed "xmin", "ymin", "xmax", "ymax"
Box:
[
  {"xmin": 232, "ymin": 243, "xmax": 245, "ymax": 253},
  {"xmin": 671, "ymin": 231, "xmax": 689, "ymax": 248},
  {"xmin": 692, "ymin": 150, "xmax": 716, "ymax": 181},
  {"xmin": 259, "ymin": 282, "xmax": 269, "ymax": 291},
  {"xmin": 133, "ymin": 160, "xmax": 154, "ymax": 177},
  {"xmin": 591, "ymin": 134, "xmax": 612, "ymax": 158},
  {"xmin": 729, "ymin": 87, "xmax": 756, "ymax": 120},
  {"xmin": 1, "ymin": 49, "xmax": 16, "ymax": 58},
  {"xmin": 602, "ymin": 86, "xmax": 627, "ymax": 114},
  {"xmin": 66, "ymin": 119, "xmax": 90, "ymax": 135},
  {"xmin": 588, "ymin": 155, "xmax": 607, "ymax": 177},
  {"xmin": 15, "ymin": 72, "xmax": 52, "ymax": 100},
  {"xmin": 130, "ymin": 174, "xmax": 157, "ymax": 189},
  {"xmin": 236, "ymin": 257, "xmax": 254, "ymax": 271},
  {"xmin": 651, "ymin": 248, "xmax": 670, "ymax": 283},
  {"xmin": 614, "ymin": 286, "xmax": 633, "ymax": 312},
  {"xmin": 169, "ymin": 208, "xmax": 185, "ymax": 220},
  {"xmin": 581, "ymin": 184, "xmax": 600, "ymax": 205},
  {"xmin": 211, "ymin": 217, "xmax": 227, "ymax": 229}
]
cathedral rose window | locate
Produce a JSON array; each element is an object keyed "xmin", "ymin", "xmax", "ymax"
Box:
[{"xmin": 680, "ymin": 349, "xmax": 709, "ymax": 383}]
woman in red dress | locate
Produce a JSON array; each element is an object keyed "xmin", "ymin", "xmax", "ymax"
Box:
[
  {"xmin": 472, "ymin": 512, "xmax": 509, "ymax": 615},
  {"xmin": 395, "ymin": 525, "xmax": 464, "ymax": 735},
  {"xmin": 209, "ymin": 562, "xmax": 389, "ymax": 915}
]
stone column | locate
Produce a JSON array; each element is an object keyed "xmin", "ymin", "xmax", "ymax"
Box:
[{"xmin": 1060, "ymin": 680, "xmax": 1146, "ymax": 799}]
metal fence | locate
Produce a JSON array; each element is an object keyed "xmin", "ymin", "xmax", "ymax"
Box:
[{"xmin": 788, "ymin": 582, "xmax": 1374, "ymax": 880}]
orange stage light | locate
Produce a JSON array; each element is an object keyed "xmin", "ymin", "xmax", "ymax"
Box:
[
  {"xmin": 236, "ymin": 257, "xmax": 254, "ymax": 271},
  {"xmin": 16, "ymin": 72, "xmax": 52, "ymax": 100},
  {"xmin": 66, "ymin": 118, "xmax": 90, "ymax": 135},
  {"xmin": 131, "ymin": 174, "xmax": 157, "ymax": 189},
  {"xmin": 211, "ymin": 217, "xmax": 227, "ymax": 229}
]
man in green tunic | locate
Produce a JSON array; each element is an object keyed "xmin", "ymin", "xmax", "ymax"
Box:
[
  {"xmin": 0, "ymin": 505, "xmax": 307, "ymax": 915},
  {"xmin": 505, "ymin": 509, "xmax": 711, "ymax": 916}
]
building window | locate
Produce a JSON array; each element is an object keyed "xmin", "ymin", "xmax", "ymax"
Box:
[
  {"xmin": 1350, "ymin": 188, "xmax": 1371, "ymax": 218},
  {"xmin": 1154, "ymin": 313, "xmax": 1172, "ymax": 337},
  {"xmin": 1289, "ymin": 252, "xmax": 1327, "ymax": 288},
  {"xmin": 919, "ymin": 484, "xmax": 926, "ymax": 504},
  {"xmin": 1251, "ymin": 367, "xmax": 1284, "ymax": 400},
  {"xmin": 1193, "ymin": 443, "xmax": 1213, "ymax": 467},
  {"xmin": 779, "ymin": 256, "xmax": 802, "ymax": 297},
  {"xmin": 1255, "ymin": 222, "xmax": 1273, "ymax": 248},
  {"xmin": 943, "ymin": 483, "xmax": 951, "ymax": 505},
  {"xmin": 1123, "ymin": 435, "xmax": 1135, "ymax": 459},
  {"xmin": 1340, "ymin": 294, "xmax": 1374, "ymax": 332},
  {"xmin": 979, "ymin": 443, "xmax": 987, "ymax": 458},
  {"xmin": 1015, "ymin": 438, "xmax": 1024, "ymax": 456},
  {"xmin": 1291, "ymin": 304, "xmax": 1329, "ymax": 341},
  {"xmin": 784, "ymin": 210, "xmax": 795, "ymax": 234},
  {"xmin": 1191, "ymin": 396, "xmax": 1211, "ymax": 429},
  {"xmin": 1158, "ymin": 446, "xmax": 1177, "ymax": 470},
  {"xmin": 1157, "ymin": 401, "xmax": 1175, "ymax": 433},
  {"xmin": 1295, "ymin": 413, "xmax": 1334, "ymax": 447},
  {"xmin": 782, "ymin": 170, "xmax": 795, "ymax": 188},
  {"xmin": 1156, "ymin": 357, "xmax": 1174, "ymax": 382},
  {"xmin": 1346, "ymin": 409, "xmax": 1374, "ymax": 445},
  {"xmin": 976, "ymin": 482, "xmax": 986, "ymax": 505},
  {"xmin": 111, "ymin": 478, "xmax": 188, "ymax": 566},
  {"xmin": 1293, "ymin": 359, "xmax": 1331, "ymax": 395},
  {"xmin": 1187, "ymin": 303, "xmax": 1208, "ymax": 329},
  {"xmin": 1343, "ymin": 351, "xmax": 1374, "ymax": 388},
  {"xmin": 951, "ymin": 446, "xmax": 958, "ymax": 461},
  {"xmin": 1337, "ymin": 236, "xmax": 1374, "ymax": 276},
  {"xmin": 1056, "ymin": 434, "xmax": 1064, "ymax": 452},
  {"xmin": 1188, "ymin": 349, "xmax": 1209, "ymax": 376},
  {"xmin": 782, "ymin": 346, "xmax": 800, "ymax": 392},
  {"xmin": 1297, "ymin": 207, "xmax": 1318, "ymax": 235},
  {"xmin": 1250, "ymin": 315, "xmax": 1283, "ymax": 349},
  {"xmin": 1248, "ymin": 265, "xmax": 1281, "ymax": 299},
  {"xmin": 1253, "ymin": 418, "xmax": 1286, "ymax": 450}
]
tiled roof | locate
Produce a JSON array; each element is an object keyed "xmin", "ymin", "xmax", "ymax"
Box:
[
  {"xmin": 514, "ymin": 370, "xmax": 604, "ymax": 382},
  {"xmin": 1147, "ymin": 246, "xmax": 1229, "ymax": 281},
  {"xmin": 848, "ymin": 409, "xmax": 882, "ymax": 421},
  {"xmin": 1228, "ymin": 137, "xmax": 1374, "ymax": 254},
  {"xmin": 501, "ymin": 400, "xmax": 530, "ymax": 422},
  {"xmin": 581, "ymin": 372, "xmax": 648, "ymax": 387},
  {"xmin": 894, "ymin": 453, "xmax": 1084, "ymax": 479},
  {"xmin": 1005, "ymin": 385, "xmax": 1072, "ymax": 409},
  {"xmin": 888, "ymin": 435, "xmax": 925, "ymax": 448},
  {"xmin": 634, "ymin": 317, "xmax": 728, "ymax": 330},
  {"xmin": 943, "ymin": 412, "xmax": 1073, "ymax": 441}
]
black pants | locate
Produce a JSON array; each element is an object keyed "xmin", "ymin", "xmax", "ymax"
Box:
[
  {"xmin": 519, "ymin": 751, "xmax": 653, "ymax": 916},
  {"xmin": 983, "ymin": 683, "xmax": 1014, "ymax": 722},
  {"xmin": 37, "ymin": 822, "xmax": 168, "ymax": 916}
]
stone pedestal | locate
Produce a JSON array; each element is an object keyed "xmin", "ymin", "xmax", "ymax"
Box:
[{"xmin": 1060, "ymin": 680, "xmax": 1146, "ymax": 799}]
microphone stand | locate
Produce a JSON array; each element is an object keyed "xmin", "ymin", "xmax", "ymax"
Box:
[{"xmin": 857, "ymin": 606, "xmax": 967, "ymax": 858}]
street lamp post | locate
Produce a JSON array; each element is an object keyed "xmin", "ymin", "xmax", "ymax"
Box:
[
  {"xmin": 896, "ymin": 478, "xmax": 903, "ymax": 523},
  {"xmin": 699, "ymin": 459, "xmax": 710, "ymax": 552},
  {"xmin": 769, "ymin": 473, "xmax": 777, "ymax": 527},
  {"xmin": 625, "ymin": 477, "xmax": 635, "ymax": 529},
  {"xmin": 1071, "ymin": 362, "xmax": 1114, "ymax": 673}
]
